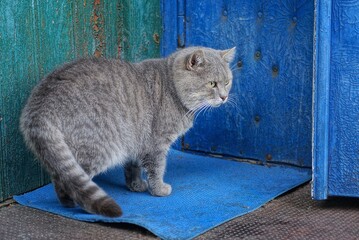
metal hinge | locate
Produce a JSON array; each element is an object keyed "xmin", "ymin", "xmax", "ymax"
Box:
[{"xmin": 177, "ymin": 0, "xmax": 185, "ymax": 48}]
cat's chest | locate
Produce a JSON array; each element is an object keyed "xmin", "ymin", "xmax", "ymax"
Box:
[{"xmin": 155, "ymin": 115, "xmax": 192, "ymax": 141}]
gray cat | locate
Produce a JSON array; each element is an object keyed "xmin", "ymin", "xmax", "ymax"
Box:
[{"xmin": 20, "ymin": 46, "xmax": 236, "ymax": 217}]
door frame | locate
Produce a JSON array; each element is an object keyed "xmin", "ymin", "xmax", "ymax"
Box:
[{"xmin": 312, "ymin": 0, "xmax": 332, "ymax": 200}]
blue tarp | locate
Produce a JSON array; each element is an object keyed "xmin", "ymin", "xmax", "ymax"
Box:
[{"xmin": 15, "ymin": 150, "xmax": 311, "ymax": 240}]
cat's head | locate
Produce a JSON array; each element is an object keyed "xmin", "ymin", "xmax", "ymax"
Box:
[{"xmin": 172, "ymin": 47, "xmax": 236, "ymax": 111}]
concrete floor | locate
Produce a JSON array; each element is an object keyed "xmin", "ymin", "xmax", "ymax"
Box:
[{"xmin": 0, "ymin": 183, "xmax": 358, "ymax": 240}]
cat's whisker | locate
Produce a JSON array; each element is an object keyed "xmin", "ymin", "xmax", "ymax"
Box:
[
  {"xmin": 184, "ymin": 102, "xmax": 204, "ymax": 118},
  {"xmin": 203, "ymin": 105, "xmax": 212, "ymax": 116},
  {"xmin": 227, "ymin": 98, "xmax": 240, "ymax": 111},
  {"xmin": 193, "ymin": 103, "xmax": 211, "ymax": 122},
  {"xmin": 200, "ymin": 105, "xmax": 209, "ymax": 118},
  {"xmin": 193, "ymin": 109, "xmax": 202, "ymax": 122},
  {"xmin": 228, "ymin": 94, "xmax": 239, "ymax": 104},
  {"xmin": 185, "ymin": 101, "xmax": 208, "ymax": 119},
  {"xmin": 185, "ymin": 109, "xmax": 195, "ymax": 118},
  {"xmin": 230, "ymin": 68, "xmax": 241, "ymax": 73},
  {"xmin": 227, "ymin": 97, "xmax": 235, "ymax": 105},
  {"xmin": 195, "ymin": 104, "xmax": 207, "ymax": 116},
  {"xmin": 230, "ymin": 63, "xmax": 238, "ymax": 70}
]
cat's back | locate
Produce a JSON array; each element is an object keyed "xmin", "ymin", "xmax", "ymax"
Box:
[
  {"xmin": 42, "ymin": 58, "xmax": 132, "ymax": 90},
  {"xmin": 20, "ymin": 58, "xmax": 144, "ymax": 128},
  {"xmin": 25, "ymin": 58, "xmax": 138, "ymax": 107}
]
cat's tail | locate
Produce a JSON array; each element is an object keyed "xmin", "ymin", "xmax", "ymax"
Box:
[{"xmin": 21, "ymin": 120, "xmax": 122, "ymax": 218}]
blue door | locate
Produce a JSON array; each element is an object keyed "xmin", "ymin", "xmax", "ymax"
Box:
[
  {"xmin": 162, "ymin": 0, "xmax": 359, "ymax": 199},
  {"xmin": 313, "ymin": 0, "xmax": 359, "ymax": 199},
  {"xmin": 162, "ymin": 0, "xmax": 314, "ymax": 167}
]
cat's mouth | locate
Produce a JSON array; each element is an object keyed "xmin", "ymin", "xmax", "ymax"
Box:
[
  {"xmin": 209, "ymin": 98, "xmax": 227, "ymax": 107},
  {"xmin": 209, "ymin": 102, "xmax": 223, "ymax": 108}
]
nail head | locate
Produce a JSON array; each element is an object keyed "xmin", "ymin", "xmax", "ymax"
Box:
[
  {"xmin": 255, "ymin": 51, "xmax": 261, "ymax": 59},
  {"xmin": 272, "ymin": 65, "xmax": 279, "ymax": 73}
]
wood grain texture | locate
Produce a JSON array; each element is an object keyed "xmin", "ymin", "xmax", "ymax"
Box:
[
  {"xmin": 0, "ymin": 0, "xmax": 45, "ymax": 202},
  {"xmin": 328, "ymin": 0, "xmax": 359, "ymax": 197},
  {"xmin": 161, "ymin": 0, "xmax": 178, "ymax": 57},
  {"xmin": 0, "ymin": 0, "xmax": 160, "ymax": 201},
  {"xmin": 119, "ymin": 0, "xmax": 161, "ymax": 62}
]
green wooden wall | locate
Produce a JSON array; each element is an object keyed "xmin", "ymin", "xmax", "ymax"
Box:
[{"xmin": 0, "ymin": 0, "xmax": 161, "ymax": 201}]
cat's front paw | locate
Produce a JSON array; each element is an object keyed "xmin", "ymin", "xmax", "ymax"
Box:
[
  {"xmin": 149, "ymin": 183, "xmax": 172, "ymax": 197},
  {"xmin": 127, "ymin": 180, "xmax": 148, "ymax": 192}
]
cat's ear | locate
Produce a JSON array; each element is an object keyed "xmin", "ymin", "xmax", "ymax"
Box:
[
  {"xmin": 186, "ymin": 50, "xmax": 205, "ymax": 71},
  {"xmin": 220, "ymin": 47, "xmax": 236, "ymax": 63}
]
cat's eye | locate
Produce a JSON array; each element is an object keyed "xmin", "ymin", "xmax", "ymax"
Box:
[
  {"xmin": 208, "ymin": 81, "xmax": 217, "ymax": 88},
  {"xmin": 225, "ymin": 80, "xmax": 230, "ymax": 86}
]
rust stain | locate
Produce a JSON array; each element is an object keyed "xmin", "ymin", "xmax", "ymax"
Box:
[
  {"xmin": 91, "ymin": 0, "xmax": 105, "ymax": 57},
  {"xmin": 177, "ymin": 35, "xmax": 182, "ymax": 48},
  {"xmin": 93, "ymin": 13, "xmax": 99, "ymax": 22},
  {"xmin": 272, "ymin": 65, "xmax": 279, "ymax": 78},
  {"xmin": 153, "ymin": 33, "xmax": 160, "ymax": 44},
  {"xmin": 94, "ymin": 49, "xmax": 102, "ymax": 58}
]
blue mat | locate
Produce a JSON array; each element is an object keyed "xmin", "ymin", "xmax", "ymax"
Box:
[{"xmin": 15, "ymin": 150, "xmax": 311, "ymax": 240}]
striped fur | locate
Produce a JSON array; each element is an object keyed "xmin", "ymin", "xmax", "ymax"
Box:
[{"xmin": 20, "ymin": 47, "xmax": 236, "ymax": 217}]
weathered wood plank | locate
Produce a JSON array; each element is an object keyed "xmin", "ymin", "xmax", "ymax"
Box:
[
  {"xmin": 119, "ymin": 0, "xmax": 161, "ymax": 62},
  {"xmin": 0, "ymin": 0, "xmax": 44, "ymax": 201},
  {"xmin": 73, "ymin": 0, "xmax": 97, "ymax": 57},
  {"xmin": 0, "ymin": 0, "xmax": 161, "ymax": 201},
  {"xmin": 103, "ymin": 0, "xmax": 121, "ymax": 58},
  {"xmin": 327, "ymin": 0, "xmax": 359, "ymax": 197}
]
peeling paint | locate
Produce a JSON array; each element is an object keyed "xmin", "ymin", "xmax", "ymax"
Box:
[
  {"xmin": 119, "ymin": 0, "xmax": 161, "ymax": 62},
  {"xmin": 91, "ymin": 0, "xmax": 105, "ymax": 57},
  {"xmin": 153, "ymin": 33, "xmax": 160, "ymax": 44}
]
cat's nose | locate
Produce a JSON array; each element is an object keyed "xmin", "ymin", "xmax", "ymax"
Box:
[{"xmin": 220, "ymin": 96, "xmax": 227, "ymax": 101}]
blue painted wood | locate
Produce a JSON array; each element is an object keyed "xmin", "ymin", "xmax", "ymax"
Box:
[
  {"xmin": 161, "ymin": 0, "xmax": 178, "ymax": 57},
  {"xmin": 327, "ymin": 0, "xmax": 359, "ymax": 198},
  {"xmin": 171, "ymin": 0, "xmax": 314, "ymax": 167},
  {"xmin": 313, "ymin": 0, "xmax": 359, "ymax": 199},
  {"xmin": 0, "ymin": 0, "xmax": 46, "ymax": 201},
  {"xmin": 177, "ymin": 0, "xmax": 185, "ymax": 48},
  {"xmin": 312, "ymin": 0, "xmax": 332, "ymax": 200},
  {"xmin": 161, "ymin": 0, "xmax": 183, "ymax": 150}
]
